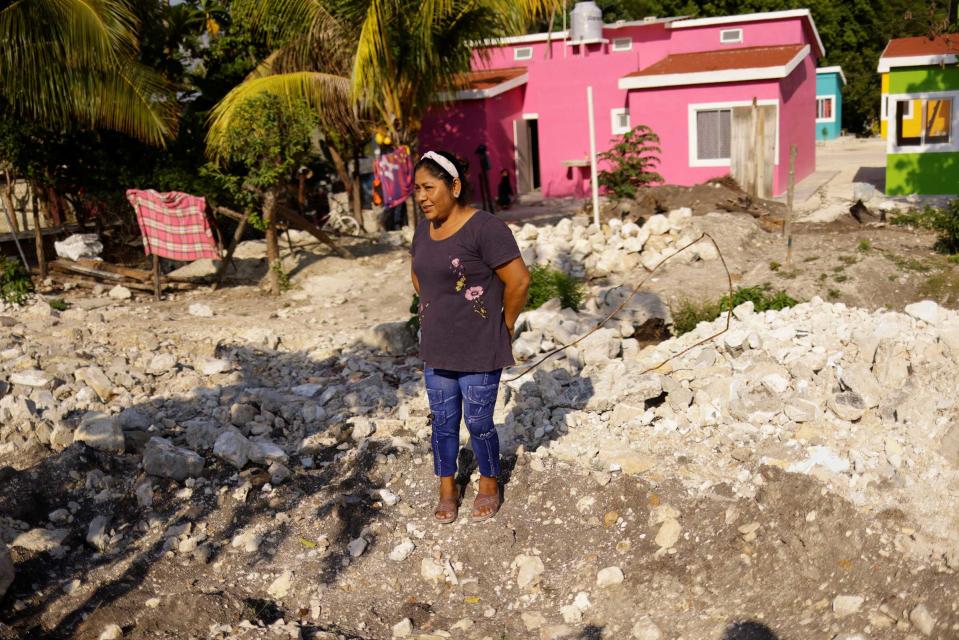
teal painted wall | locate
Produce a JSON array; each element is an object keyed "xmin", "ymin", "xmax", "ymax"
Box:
[
  {"xmin": 815, "ymin": 72, "xmax": 842, "ymax": 140},
  {"xmin": 886, "ymin": 151, "xmax": 959, "ymax": 195}
]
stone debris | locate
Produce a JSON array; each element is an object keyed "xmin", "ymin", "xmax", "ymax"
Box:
[
  {"xmin": 98, "ymin": 624, "xmax": 123, "ymax": 640},
  {"xmin": 512, "ymin": 209, "xmax": 715, "ymax": 280},
  {"xmin": 631, "ymin": 617, "xmax": 663, "ymax": 640},
  {"xmin": 188, "ymin": 303, "xmax": 214, "ymax": 318},
  {"xmin": 11, "ymin": 528, "xmax": 69, "ymax": 553},
  {"xmin": 596, "ymin": 566, "xmax": 624, "ymax": 587},
  {"xmin": 143, "ymin": 437, "xmax": 204, "ymax": 481},
  {"xmin": 108, "ymin": 285, "xmax": 132, "ymax": 300},
  {"xmin": 391, "ymin": 618, "xmax": 413, "ymax": 638},
  {"xmin": 267, "ymin": 570, "xmax": 294, "ymax": 599},
  {"xmin": 0, "ymin": 542, "xmax": 13, "ymax": 601},
  {"xmin": 909, "ymin": 603, "xmax": 936, "ymax": 636},
  {"xmin": 832, "ymin": 595, "xmax": 864, "ymax": 618},
  {"xmin": 54, "ymin": 234, "xmax": 103, "ymax": 261},
  {"xmin": 513, "ymin": 554, "xmax": 545, "ymax": 589},
  {"xmin": 389, "ymin": 538, "xmax": 415, "ymax": 562}
]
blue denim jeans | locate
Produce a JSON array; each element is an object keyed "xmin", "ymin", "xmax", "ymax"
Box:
[{"xmin": 424, "ymin": 367, "xmax": 502, "ymax": 478}]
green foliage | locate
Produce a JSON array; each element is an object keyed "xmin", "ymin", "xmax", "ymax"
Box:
[
  {"xmin": 671, "ymin": 284, "xmax": 799, "ymax": 336},
  {"xmin": 891, "ymin": 201, "xmax": 959, "ymax": 254},
  {"xmin": 857, "ymin": 239, "xmax": 872, "ymax": 252},
  {"xmin": 597, "ymin": 125, "xmax": 663, "ymax": 200},
  {"xmin": 769, "ymin": 260, "xmax": 781, "ymax": 271},
  {"xmin": 272, "ymin": 260, "xmax": 292, "ymax": 291},
  {"xmin": 48, "ymin": 298, "xmax": 70, "ymax": 311},
  {"xmin": 0, "ymin": 257, "xmax": 34, "ymax": 306},
  {"xmin": 214, "ymin": 93, "xmax": 317, "ymax": 191},
  {"xmin": 526, "ymin": 265, "xmax": 584, "ymax": 311},
  {"xmin": 827, "ymin": 288, "xmax": 841, "ymax": 300}
]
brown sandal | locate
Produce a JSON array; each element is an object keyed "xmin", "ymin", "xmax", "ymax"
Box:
[
  {"xmin": 434, "ymin": 495, "xmax": 459, "ymax": 524},
  {"xmin": 471, "ymin": 491, "xmax": 501, "ymax": 522}
]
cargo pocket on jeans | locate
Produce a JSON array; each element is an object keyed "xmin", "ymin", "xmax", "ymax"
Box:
[
  {"xmin": 426, "ymin": 388, "xmax": 447, "ymax": 424},
  {"xmin": 465, "ymin": 383, "xmax": 499, "ymax": 421}
]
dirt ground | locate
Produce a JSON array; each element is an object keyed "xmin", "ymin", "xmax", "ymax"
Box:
[{"xmin": 2, "ymin": 204, "xmax": 959, "ymax": 639}]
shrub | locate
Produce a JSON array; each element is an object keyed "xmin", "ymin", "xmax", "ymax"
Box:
[
  {"xmin": 408, "ymin": 293, "xmax": 421, "ymax": 334},
  {"xmin": 597, "ymin": 125, "xmax": 664, "ymax": 200},
  {"xmin": 0, "ymin": 256, "xmax": 33, "ymax": 305},
  {"xmin": 526, "ymin": 265, "xmax": 584, "ymax": 311},
  {"xmin": 671, "ymin": 285, "xmax": 799, "ymax": 336},
  {"xmin": 48, "ymin": 298, "xmax": 70, "ymax": 311},
  {"xmin": 891, "ymin": 202, "xmax": 959, "ymax": 254},
  {"xmin": 857, "ymin": 239, "xmax": 871, "ymax": 252}
]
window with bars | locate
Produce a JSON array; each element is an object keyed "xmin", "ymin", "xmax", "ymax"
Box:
[
  {"xmin": 720, "ymin": 29, "xmax": 743, "ymax": 44},
  {"xmin": 611, "ymin": 108, "xmax": 630, "ymax": 134},
  {"xmin": 816, "ymin": 97, "xmax": 834, "ymax": 121},
  {"xmin": 514, "ymin": 46, "xmax": 533, "ymax": 60},
  {"xmin": 696, "ymin": 109, "xmax": 732, "ymax": 160}
]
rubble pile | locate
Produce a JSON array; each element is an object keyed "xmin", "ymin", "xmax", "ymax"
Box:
[
  {"xmin": 510, "ymin": 209, "xmax": 720, "ymax": 278},
  {"xmin": 502, "ymin": 297, "xmax": 959, "ymax": 563}
]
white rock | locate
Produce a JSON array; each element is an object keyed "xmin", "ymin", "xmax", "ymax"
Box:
[
  {"xmin": 655, "ymin": 518, "xmax": 681, "ymax": 549},
  {"xmin": 268, "ymin": 462, "xmax": 291, "ymax": 485},
  {"xmin": 389, "ymin": 538, "xmax": 415, "ymax": 562},
  {"xmin": 98, "ymin": 623, "xmax": 123, "ymax": 640},
  {"xmin": 421, "ymin": 557, "xmax": 445, "ymax": 582},
  {"xmin": 54, "ymin": 234, "xmax": 103, "ymax": 261},
  {"xmin": 9, "ymin": 370, "xmax": 50, "ymax": 387},
  {"xmin": 267, "ymin": 570, "xmax": 294, "ymax": 599},
  {"xmin": 200, "ymin": 358, "xmax": 230, "ymax": 375},
  {"xmin": 645, "ymin": 214, "xmax": 670, "ymax": 235},
  {"xmin": 832, "ymin": 594, "xmax": 864, "ymax": 617},
  {"xmin": 188, "ymin": 303, "xmax": 214, "ymax": 318},
  {"xmin": 596, "ymin": 566, "xmax": 625, "ymax": 587},
  {"xmin": 909, "ymin": 603, "xmax": 936, "ymax": 636},
  {"xmin": 392, "ymin": 618, "xmax": 413, "ymax": 638},
  {"xmin": 378, "ymin": 489, "xmax": 400, "ymax": 506},
  {"xmin": 143, "ymin": 437, "xmax": 204, "ymax": 481},
  {"xmin": 347, "ymin": 537, "xmax": 367, "ymax": 558},
  {"xmin": 74, "ymin": 366, "xmax": 113, "ymax": 402},
  {"xmin": 74, "ymin": 412, "xmax": 124, "ymax": 454},
  {"xmin": 905, "ymin": 300, "xmax": 941, "ymax": 325},
  {"xmin": 108, "ymin": 285, "xmax": 132, "ymax": 300},
  {"xmin": 839, "ymin": 363, "xmax": 882, "ymax": 408},
  {"xmin": 147, "ymin": 353, "xmax": 176, "ymax": 375},
  {"xmin": 86, "ymin": 515, "xmax": 111, "ymax": 551},
  {"xmin": 213, "ymin": 430, "xmax": 251, "ymax": 469},
  {"xmin": 514, "ymin": 554, "xmax": 545, "ymax": 588},
  {"xmin": 11, "ymin": 528, "xmax": 69, "ymax": 553},
  {"xmin": 631, "ymin": 618, "xmax": 663, "ymax": 640}
]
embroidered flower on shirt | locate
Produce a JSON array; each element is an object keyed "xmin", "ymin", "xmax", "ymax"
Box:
[
  {"xmin": 450, "ymin": 256, "xmax": 488, "ymax": 318},
  {"xmin": 465, "ymin": 286, "xmax": 484, "ymax": 301}
]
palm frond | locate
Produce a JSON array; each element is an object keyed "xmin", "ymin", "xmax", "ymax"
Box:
[{"xmin": 206, "ymin": 71, "xmax": 352, "ymax": 160}]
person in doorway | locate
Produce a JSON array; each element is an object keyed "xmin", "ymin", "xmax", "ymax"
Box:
[
  {"xmin": 410, "ymin": 150, "xmax": 531, "ymax": 523},
  {"xmin": 496, "ymin": 169, "xmax": 514, "ymax": 210}
]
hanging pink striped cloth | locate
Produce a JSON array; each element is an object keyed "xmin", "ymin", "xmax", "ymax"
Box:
[{"xmin": 125, "ymin": 189, "xmax": 219, "ymax": 261}]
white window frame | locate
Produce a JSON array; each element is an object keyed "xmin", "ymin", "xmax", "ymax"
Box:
[
  {"xmin": 611, "ymin": 108, "xmax": 630, "ymax": 134},
  {"xmin": 900, "ymin": 99, "xmax": 914, "ymax": 119},
  {"xmin": 887, "ymin": 90, "xmax": 959, "ymax": 154},
  {"xmin": 720, "ymin": 28, "xmax": 743, "ymax": 44},
  {"xmin": 816, "ymin": 95, "xmax": 836, "ymax": 123},
  {"xmin": 611, "ymin": 37, "xmax": 633, "ymax": 52},
  {"xmin": 881, "ymin": 95, "xmax": 888, "ymax": 120},
  {"xmin": 688, "ymin": 99, "xmax": 780, "ymax": 168},
  {"xmin": 513, "ymin": 46, "xmax": 533, "ymax": 61}
]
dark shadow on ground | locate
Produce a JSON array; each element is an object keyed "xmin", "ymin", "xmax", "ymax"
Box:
[
  {"xmin": 0, "ymin": 338, "xmax": 415, "ymax": 639},
  {"xmin": 852, "ymin": 166, "xmax": 886, "ymax": 193},
  {"xmin": 722, "ymin": 620, "xmax": 780, "ymax": 639}
]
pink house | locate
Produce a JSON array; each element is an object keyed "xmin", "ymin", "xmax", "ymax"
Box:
[{"xmin": 420, "ymin": 7, "xmax": 825, "ymax": 200}]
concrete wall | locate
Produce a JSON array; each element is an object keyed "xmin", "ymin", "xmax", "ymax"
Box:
[
  {"xmin": 815, "ymin": 72, "xmax": 843, "ymax": 140},
  {"xmin": 887, "ymin": 151, "xmax": 959, "ymax": 195}
]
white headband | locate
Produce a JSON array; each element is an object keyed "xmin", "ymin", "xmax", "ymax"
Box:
[{"xmin": 421, "ymin": 151, "xmax": 459, "ymax": 180}]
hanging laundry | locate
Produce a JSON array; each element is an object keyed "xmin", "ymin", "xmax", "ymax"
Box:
[
  {"xmin": 125, "ymin": 189, "xmax": 219, "ymax": 261},
  {"xmin": 374, "ymin": 146, "xmax": 414, "ymax": 208}
]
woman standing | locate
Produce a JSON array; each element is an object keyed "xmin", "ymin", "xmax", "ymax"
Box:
[{"xmin": 410, "ymin": 151, "xmax": 531, "ymax": 523}]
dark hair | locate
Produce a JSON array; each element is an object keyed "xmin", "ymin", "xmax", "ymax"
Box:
[{"xmin": 415, "ymin": 150, "xmax": 471, "ymax": 205}]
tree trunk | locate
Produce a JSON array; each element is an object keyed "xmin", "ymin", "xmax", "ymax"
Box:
[
  {"xmin": 327, "ymin": 143, "xmax": 360, "ymax": 225},
  {"xmin": 1, "ymin": 172, "xmax": 20, "ymax": 234},
  {"xmin": 402, "ymin": 133, "xmax": 419, "ymax": 229},
  {"xmin": 263, "ymin": 189, "xmax": 280, "ymax": 296},
  {"xmin": 352, "ymin": 145, "xmax": 364, "ymax": 228},
  {"xmin": 32, "ymin": 186, "xmax": 47, "ymax": 278}
]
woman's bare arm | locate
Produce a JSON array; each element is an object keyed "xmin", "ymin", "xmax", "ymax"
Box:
[{"xmin": 495, "ymin": 257, "xmax": 531, "ymax": 337}]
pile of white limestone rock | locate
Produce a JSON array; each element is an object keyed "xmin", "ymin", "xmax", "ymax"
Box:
[{"xmin": 509, "ymin": 209, "xmax": 720, "ymax": 278}]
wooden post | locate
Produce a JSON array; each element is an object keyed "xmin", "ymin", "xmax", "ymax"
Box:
[
  {"xmin": 756, "ymin": 105, "xmax": 767, "ymax": 198},
  {"xmin": 32, "ymin": 190, "xmax": 46, "ymax": 278},
  {"xmin": 784, "ymin": 144, "xmax": 798, "ymax": 267},
  {"xmin": 750, "ymin": 98, "xmax": 760, "ymax": 198},
  {"xmin": 352, "ymin": 146, "xmax": 363, "ymax": 227},
  {"xmin": 213, "ymin": 210, "xmax": 249, "ymax": 290},
  {"xmin": 264, "ymin": 189, "xmax": 280, "ymax": 295},
  {"xmin": 152, "ymin": 254, "xmax": 160, "ymax": 301},
  {"xmin": 275, "ymin": 204, "xmax": 353, "ymax": 259},
  {"xmin": 1, "ymin": 172, "xmax": 20, "ymax": 234}
]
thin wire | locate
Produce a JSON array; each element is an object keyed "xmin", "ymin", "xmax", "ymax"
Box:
[{"xmin": 504, "ymin": 232, "xmax": 733, "ymax": 383}]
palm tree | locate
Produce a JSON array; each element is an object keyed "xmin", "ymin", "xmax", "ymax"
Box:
[
  {"xmin": 206, "ymin": 0, "xmax": 562, "ymax": 201},
  {"xmin": 0, "ymin": 0, "xmax": 179, "ymax": 147}
]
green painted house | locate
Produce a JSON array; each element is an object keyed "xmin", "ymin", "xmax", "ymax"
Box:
[{"xmin": 879, "ymin": 36, "xmax": 959, "ymax": 195}]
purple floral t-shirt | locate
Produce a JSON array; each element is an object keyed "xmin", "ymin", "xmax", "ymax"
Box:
[{"xmin": 411, "ymin": 211, "xmax": 521, "ymax": 372}]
